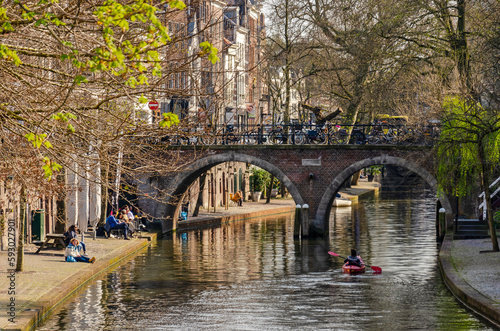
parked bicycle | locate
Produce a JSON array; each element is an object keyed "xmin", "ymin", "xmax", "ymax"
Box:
[
  {"xmin": 267, "ymin": 126, "xmax": 287, "ymax": 144},
  {"xmin": 304, "ymin": 124, "xmax": 329, "ymax": 144}
]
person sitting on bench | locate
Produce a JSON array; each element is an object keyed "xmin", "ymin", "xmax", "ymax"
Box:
[{"xmin": 105, "ymin": 213, "xmax": 131, "ymax": 240}]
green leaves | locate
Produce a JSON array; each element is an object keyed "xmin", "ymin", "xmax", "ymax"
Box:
[
  {"xmin": 437, "ymin": 96, "xmax": 500, "ymax": 197},
  {"xmin": 0, "ymin": 45, "xmax": 21, "ymax": 66},
  {"xmin": 51, "ymin": 112, "xmax": 77, "ymax": 132},
  {"xmin": 200, "ymin": 41, "xmax": 219, "ymax": 64},
  {"xmin": 168, "ymin": 0, "xmax": 186, "ymax": 10},
  {"xmin": 51, "ymin": 112, "xmax": 77, "ymax": 122},
  {"xmin": 159, "ymin": 112, "xmax": 180, "ymax": 128},
  {"xmin": 138, "ymin": 95, "xmax": 148, "ymax": 103},
  {"xmin": 42, "ymin": 157, "xmax": 62, "ymax": 181},
  {"xmin": 90, "ymin": 0, "xmax": 177, "ymax": 82},
  {"xmin": 25, "ymin": 133, "xmax": 50, "ymax": 149},
  {"xmin": 74, "ymin": 75, "xmax": 88, "ymax": 85},
  {"xmin": 25, "ymin": 132, "xmax": 62, "ymax": 181},
  {"xmin": 23, "ymin": 110, "xmax": 77, "ymax": 181}
]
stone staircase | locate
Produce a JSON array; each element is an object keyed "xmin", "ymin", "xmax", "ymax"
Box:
[{"xmin": 453, "ymin": 219, "xmax": 490, "ymax": 240}]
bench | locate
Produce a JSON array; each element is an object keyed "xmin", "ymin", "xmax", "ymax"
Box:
[
  {"xmin": 109, "ymin": 228, "xmax": 125, "ymax": 238},
  {"xmin": 35, "ymin": 234, "xmax": 67, "ymax": 254}
]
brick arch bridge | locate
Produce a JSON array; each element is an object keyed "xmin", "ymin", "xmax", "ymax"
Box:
[{"xmin": 137, "ymin": 145, "xmax": 453, "ymax": 237}]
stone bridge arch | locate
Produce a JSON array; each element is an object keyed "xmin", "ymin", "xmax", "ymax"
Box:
[
  {"xmin": 161, "ymin": 152, "xmax": 304, "ymax": 233},
  {"xmin": 312, "ymin": 155, "xmax": 453, "ymax": 235}
]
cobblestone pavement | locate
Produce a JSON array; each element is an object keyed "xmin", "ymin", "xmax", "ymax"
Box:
[
  {"xmin": 440, "ymin": 235, "xmax": 500, "ymax": 327},
  {"xmin": 0, "ymin": 232, "xmax": 156, "ymax": 331}
]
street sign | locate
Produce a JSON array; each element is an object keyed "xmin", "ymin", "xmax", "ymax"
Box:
[{"xmin": 148, "ymin": 100, "xmax": 159, "ymax": 111}]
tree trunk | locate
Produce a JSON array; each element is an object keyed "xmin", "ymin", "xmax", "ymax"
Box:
[
  {"xmin": 266, "ymin": 176, "xmax": 275, "ymax": 204},
  {"xmin": 478, "ymin": 141, "xmax": 499, "ymax": 251},
  {"xmin": 192, "ymin": 173, "xmax": 207, "ymax": 217},
  {"xmin": 351, "ymin": 171, "xmax": 361, "ymax": 186},
  {"xmin": 16, "ymin": 186, "xmax": 26, "ymax": 272},
  {"xmin": 55, "ymin": 168, "xmax": 66, "ymax": 233},
  {"xmin": 100, "ymin": 162, "xmax": 109, "ymax": 225},
  {"xmin": 455, "ymin": 0, "xmax": 473, "ymax": 95},
  {"xmin": 284, "ymin": 0, "xmax": 291, "ymax": 129}
]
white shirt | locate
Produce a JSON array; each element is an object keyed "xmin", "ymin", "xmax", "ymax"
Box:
[{"xmin": 127, "ymin": 211, "xmax": 134, "ymax": 221}]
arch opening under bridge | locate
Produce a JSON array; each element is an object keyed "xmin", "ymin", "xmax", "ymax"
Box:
[
  {"xmin": 161, "ymin": 152, "xmax": 305, "ymax": 232},
  {"xmin": 312, "ymin": 155, "xmax": 453, "ymax": 236}
]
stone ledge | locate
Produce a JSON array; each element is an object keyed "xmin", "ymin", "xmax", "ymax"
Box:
[
  {"xmin": 1, "ymin": 233, "xmax": 157, "ymax": 331},
  {"xmin": 439, "ymin": 234, "xmax": 500, "ymax": 328}
]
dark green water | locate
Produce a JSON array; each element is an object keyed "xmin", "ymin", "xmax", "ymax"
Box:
[{"xmin": 38, "ymin": 177, "xmax": 494, "ymax": 330}]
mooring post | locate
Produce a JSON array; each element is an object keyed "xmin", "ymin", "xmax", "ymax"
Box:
[
  {"xmin": 302, "ymin": 204, "xmax": 310, "ymax": 237},
  {"xmin": 439, "ymin": 208, "xmax": 446, "ymax": 240},
  {"xmin": 294, "ymin": 204, "xmax": 302, "ymax": 237}
]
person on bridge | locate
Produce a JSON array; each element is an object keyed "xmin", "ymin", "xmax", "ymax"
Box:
[{"xmin": 344, "ymin": 249, "xmax": 363, "ymax": 267}]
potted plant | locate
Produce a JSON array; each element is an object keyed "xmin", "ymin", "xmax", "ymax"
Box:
[
  {"xmin": 251, "ymin": 168, "xmax": 267, "ymax": 201},
  {"xmin": 366, "ymin": 166, "xmax": 382, "ymax": 182}
]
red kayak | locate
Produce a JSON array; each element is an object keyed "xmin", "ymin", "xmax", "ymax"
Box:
[{"xmin": 342, "ymin": 258, "xmax": 366, "ymax": 274}]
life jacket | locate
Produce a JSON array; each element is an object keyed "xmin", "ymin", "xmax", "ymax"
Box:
[{"xmin": 345, "ymin": 256, "xmax": 362, "ymax": 267}]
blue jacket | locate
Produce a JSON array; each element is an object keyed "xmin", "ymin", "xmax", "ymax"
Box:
[{"xmin": 105, "ymin": 215, "xmax": 118, "ymax": 232}]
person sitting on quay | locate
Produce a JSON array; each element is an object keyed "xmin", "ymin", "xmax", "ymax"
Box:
[
  {"xmin": 105, "ymin": 212, "xmax": 132, "ymax": 240},
  {"xmin": 63, "ymin": 224, "xmax": 88, "ymax": 257},
  {"xmin": 65, "ymin": 238, "xmax": 95, "ymax": 263}
]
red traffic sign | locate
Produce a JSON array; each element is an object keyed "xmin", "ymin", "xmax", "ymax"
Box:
[{"xmin": 148, "ymin": 100, "xmax": 159, "ymax": 111}]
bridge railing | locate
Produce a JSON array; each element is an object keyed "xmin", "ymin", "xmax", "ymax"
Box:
[
  {"xmin": 149, "ymin": 123, "xmax": 441, "ymax": 146},
  {"xmin": 478, "ymin": 176, "xmax": 500, "ymax": 222}
]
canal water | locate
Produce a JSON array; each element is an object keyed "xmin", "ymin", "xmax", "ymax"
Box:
[{"xmin": 39, "ymin": 176, "xmax": 493, "ymax": 330}]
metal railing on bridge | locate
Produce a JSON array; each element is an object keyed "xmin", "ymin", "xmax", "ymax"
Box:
[{"xmin": 150, "ymin": 123, "xmax": 440, "ymax": 146}]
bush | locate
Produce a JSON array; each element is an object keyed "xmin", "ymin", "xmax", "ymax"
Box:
[
  {"xmin": 367, "ymin": 165, "xmax": 382, "ymax": 176},
  {"xmin": 251, "ymin": 167, "xmax": 281, "ymax": 197},
  {"xmin": 251, "ymin": 168, "xmax": 267, "ymax": 192}
]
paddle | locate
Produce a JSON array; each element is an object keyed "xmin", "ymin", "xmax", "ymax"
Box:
[{"xmin": 328, "ymin": 251, "xmax": 382, "ymax": 274}]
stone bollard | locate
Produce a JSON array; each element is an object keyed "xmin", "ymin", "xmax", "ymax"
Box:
[
  {"xmin": 302, "ymin": 204, "xmax": 310, "ymax": 237},
  {"xmin": 294, "ymin": 204, "xmax": 302, "ymax": 237},
  {"xmin": 439, "ymin": 208, "xmax": 446, "ymax": 239}
]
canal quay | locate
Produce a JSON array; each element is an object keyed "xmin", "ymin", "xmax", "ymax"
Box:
[{"xmin": 1, "ymin": 180, "xmax": 500, "ymax": 330}]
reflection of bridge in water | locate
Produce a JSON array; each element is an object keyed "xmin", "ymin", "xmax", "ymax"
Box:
[{"xmin": 136, "ymin": 143, "xmax": 452, "ymax": 238}]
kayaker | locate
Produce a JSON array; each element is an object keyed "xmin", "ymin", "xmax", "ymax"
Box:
[{"xmin": 344, "ymin": 249, "xmax": 363, "ymax": 267}]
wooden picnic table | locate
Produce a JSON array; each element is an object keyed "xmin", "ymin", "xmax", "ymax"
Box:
[{"xmin": 35, "ymin": 233, "xmax": 66, "ymax": 254}]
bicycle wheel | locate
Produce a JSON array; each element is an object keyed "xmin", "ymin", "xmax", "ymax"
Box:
[
  {"xmin": 269, "ymin": 133, "xmax": 283, "ymax": 145},
  {"xmin": 223, "ymin": 133, "xmax": 237, "ymax": 144},
  {"xmin": 243, "ymin": 133, "xmax": 258, "ymax": 145},
  {"xmin": 200, "ymin": 134, "xmax": 216, "ymax": 145},
  {"xmin": 293, "ymin": 132, "xmax": 305, "ymax": 145}
]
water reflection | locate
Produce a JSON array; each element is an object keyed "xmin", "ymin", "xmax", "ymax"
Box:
[{"xmin": 39, "ymin": 178, "xmax": 493, "ymax": 330}]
